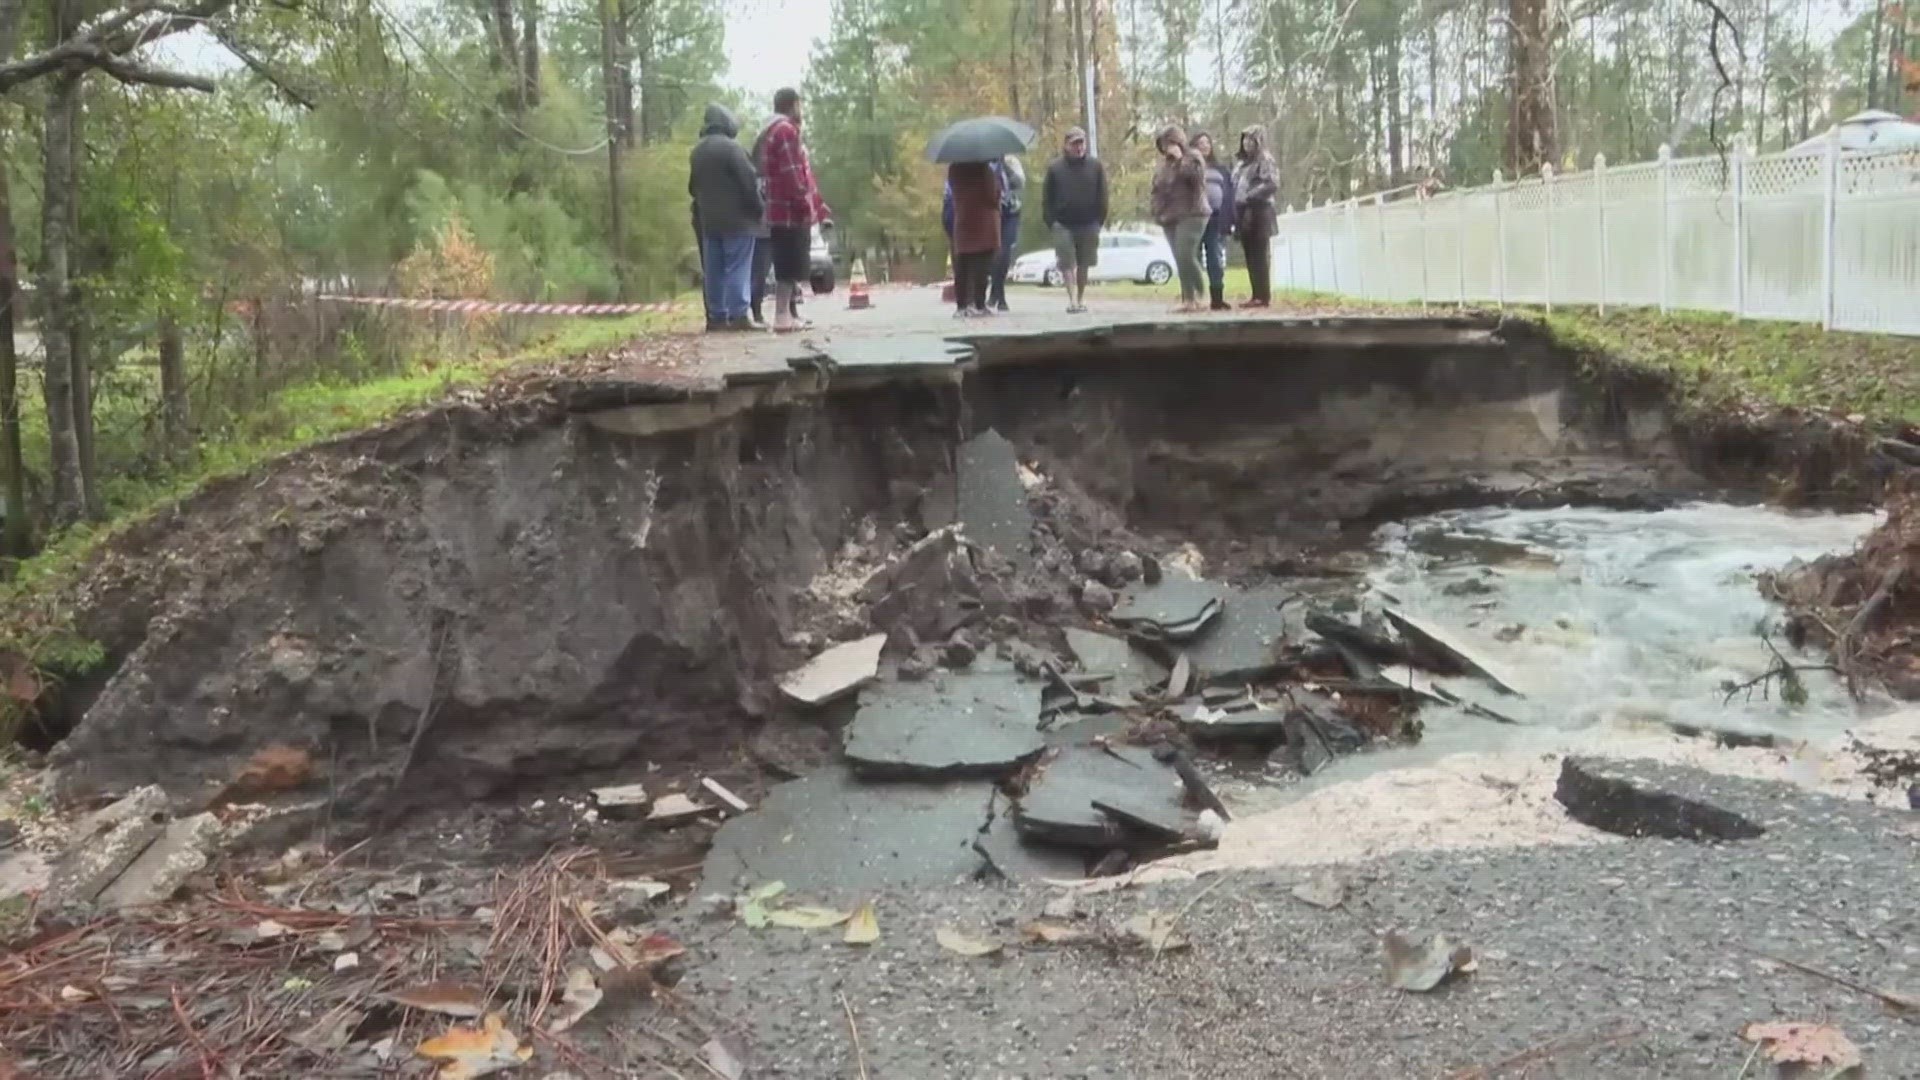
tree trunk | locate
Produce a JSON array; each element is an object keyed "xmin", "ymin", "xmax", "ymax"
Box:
[
  {"xmin": 159, "ymin": 314, "xmax": 190, "ymax": 460},
  {"xmin": 0, "ymin": 139, "xmax": 26, "ymax": 560},
  {"xmin": 1008, "ymin": 0, "xmax": 1022, "ymax": 119},
  {"xmin": 1507, "ymin": 0, "xmax": 1555, "ymax": 176},
  {"xmin": 490, "ymin": 0, "xmax": 522, "ymax": 109},
  {"xmin": 614, "ymin": 0, "xmax": 635, "ymax": 148},
  {"xmin": 38, "ymin": 65, "xmax": 86, "ymax": 527},
  {"xmin": 1040, "ymin": 0, "xmax": 1054, "ymax": 121},
  {"xmin": 1868, "ymin": 0, "xmax": 1886, "ymax": 109},
  {"xmin": 1386, "ymin": 39, "xmax": 1405, "ymax": 185},
  {"xmin": 601, "ymin": 0, "xmax": 628, "ymax": 298},
  {"xmin": 520, "ymin": 0, "xmax": 541, "ymax": 109}
]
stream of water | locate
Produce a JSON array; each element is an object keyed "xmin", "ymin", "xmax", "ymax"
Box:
[{"xmin": 1296, "ymin": 502, "xmax": 1888, "ymax": 786}]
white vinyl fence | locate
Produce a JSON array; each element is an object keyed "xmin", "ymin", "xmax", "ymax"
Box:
[{"xmin": 1271, "ymin": 131, "xmax": 1920, "ymax": 338}]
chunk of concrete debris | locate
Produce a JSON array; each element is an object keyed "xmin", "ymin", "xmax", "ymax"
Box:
[
  {"xmin": 1554, "ymin": 758, "xmax": 1766, "ymax": 841},
  {"xmin": 647, "ymin": 793, "xmax": 716, "ymax": 826},
  {"xmin": 1111, "ymin": 578, "xmax": 1225, "ymax": 642},
  {"xmin": 94, "ymin": 811, "xmax": 220, "ymax": 910},
  {"xmin": 700, "ymin": 777, "xmax": 752, "ymax": 813},
  {"xmin": 590, "ymin": 784, "xmax": 652, "ymax": 819},
  {"xmin": 1384, "ymin": 609, "xmax": 1536, "ymax": 697},
  {"xmin": 842, "ymin": 670, "xmax": 1045, "ymax": 779},
  {"xmin": 1182, "ymin": 585, "xmax": 1296, "ymax": 684},
  {"xmin": 864, "ymin": 528, "xmax": 987, "ymax": 645},
  {"xmin": 957, "ymin": 429, "xmax": 1036, "ymax": 566},
  {"xmin": 779, "ymin": 633, "xmax": 887, "ymax": 707},
  {"xmin": 45, "ymin": 785, "xmax": 169, "ymax": 912},
  {"xmin": 1182, "ymin": 705, "xmax": 1289, "ymax": 742}
]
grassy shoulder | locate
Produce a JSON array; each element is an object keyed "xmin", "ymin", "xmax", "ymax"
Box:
[{"xmin": 0, "ymin": 308, "xmax": 694, "ymax": 700}]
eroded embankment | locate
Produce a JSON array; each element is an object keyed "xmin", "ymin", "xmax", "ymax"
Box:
[{"xmin": 29, "ymin": 315, "xmax": 1877, "ymax": 830}]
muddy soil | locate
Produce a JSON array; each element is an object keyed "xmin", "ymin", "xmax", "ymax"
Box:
[{"xmin": 19, "ymin": 314, "xmax": 1890, "ymax": 851}]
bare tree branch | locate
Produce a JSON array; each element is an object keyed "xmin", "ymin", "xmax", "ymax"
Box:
[
  {"xmin": 0, "ymin": 0, "xmax": 234, "ymax": 94},
  {"xmin": 210, "ymin": 24, "xmax": 315, "ymax": 108},
  {"xmin": 94, "ymin": 53, "xmax": 217, "ymax": 90}
]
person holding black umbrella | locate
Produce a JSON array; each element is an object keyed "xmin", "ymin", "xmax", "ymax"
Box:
[{"xmin": 947, "ymin": 161, "xmax": 1002, "ymax": 317}]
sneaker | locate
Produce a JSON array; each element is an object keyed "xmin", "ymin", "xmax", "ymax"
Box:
[{"xmin": 993, "ymin": 300, "xmax": 1010, "ymax": 313}]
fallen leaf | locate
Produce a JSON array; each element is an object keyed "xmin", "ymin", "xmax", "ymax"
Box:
[
  {"xmin": 1021, "ymin": 919, "xmax": 1094, "ymax": 945},
  {"xmin": 631, "ymin": 931, "xmax": 686, "ymax": 968},
  {"xmin": 254, "ymin": 919, "xmax": 291, "ymax": 940},
  {"xmin": 1740, "ymin": 1021, "xmax": 1863, "ymax": 1072},
  {"xmin": 844, "ymin": 901, "xmax": 880, "ymax": 945},
  {"xmin": 1290, "ymin": 876, "xmax": 1347, "ymax": 910},
  {"xmin": 545, "ymin": 966, "xmax": 603, "ymax": 1034},
  {"xmin": 610, "ymin": 877, "xmax": 672, "ymax": 900},
  {"xmin": 647, "ymin": 792, "xmax": 712, "ymax": 823},
  {"xmin": 334, "ymin": 952, "xmax": 360, "ymax": 973},
  {"xmin": 283, "ymin": 976, "xmax": 314, "ymax": 991},
  {"xmin": 291, "ymin": 1006, "xmax": 364, "ymax": 1052},
  {"xmin": 701, "ymin": 1036, "xmax": 748, "ymax": 1080},
  {"xmin": 936, "ymin": 927, "xmax": 1002, "ymax": 957},
  {"xmin": 416, "ymin": 1012, "xmax": 533, "ymax": 1079},
  {"xmin": 765, "ymin": 905, "xmax": 850, "ymax": 930},
  {"xmin": 1383, "ymin": 930, "xmax": 1476, "ymax": 992},
  {"xmin": 739, "ymin": 881, "xmax": 786, "ymax": 928},
  {"xmin": 58, "ymin": 985, "xmax": 92, "ymax": 1003},
  {"xmin": 384, "ymin": 982, "xmax": 489, "ymax": 1019},
  {"xmin": 1120, "ymin": 911, "xmax": 1190, "ymax": 953}
]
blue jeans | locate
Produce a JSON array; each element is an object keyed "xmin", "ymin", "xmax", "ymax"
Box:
[
  {"xmin": 1201, "ymin": 221, "xmax": 1227, "ymax": 291},
  {"xmin": 702, "ymin": 234, "xmax": 755, "ymax": 322}
]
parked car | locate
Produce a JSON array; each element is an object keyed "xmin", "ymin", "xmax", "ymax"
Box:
[
  {"xmin": 1008, "ymin": 230, "xmax": 1175, "ymax": 287},
  {"xmin": 809, "ymin": 224, "xmax": 835, "ymax": 294}
]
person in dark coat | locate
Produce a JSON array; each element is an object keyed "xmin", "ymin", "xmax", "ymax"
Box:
[
  {"xmin": 947, "ymin": 162, "xmax": 1002, "ymax": 317},
  {"xmin": 1192, "ymin": 131, "xmax": 1236, "ymax": 311},
  {"xmin": 688, "ymin": 103, "xmax": 764, "ymax": 330},
  {"xmin": 1041, "ymin": 127, "xmax": 1108, "ymax": 313},
  {"xmin": 1233, "ymin": 124, "xmax": 1280, "ymax": 308},
  {"xmin": 1149, "ymin": 125, "xmax": 1209, "ymax": 312}
]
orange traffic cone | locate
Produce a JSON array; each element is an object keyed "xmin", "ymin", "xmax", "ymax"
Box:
[{"xmin": 848, "ymin": 258, "xmax": 873, "ymax": 310}]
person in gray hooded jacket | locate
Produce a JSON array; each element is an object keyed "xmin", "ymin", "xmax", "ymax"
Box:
[
  {"xmin": 688, "ymin": 103, "xmax": 763, "ymax": 330},
  {"xmin": 1232, "ymin": 124, "xmax": 1280, "ymax": 307}
]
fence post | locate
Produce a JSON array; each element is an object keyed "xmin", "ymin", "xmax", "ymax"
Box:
[
  {"xmin": 1346, "ymin": 199, "xmax": 1364, "ymax": 299},
  {"xmin": 1306, "ymin": 200, "xmax": 1319, "ymax": 291},
  {"xmin": 1542, "ymin": 163, "xmax": 1556, "ymax": 314},
  {"xmin": 1732, "ymin": 148, "xmax": 1747, "ymax": 320},
  {"xmin": 1594, "ymin": 153, "xmax": 1608, "ymax": 317},
  {"xmin": 1417, "ymin": 188, "xmax": 1431, "ymax": 311},
  {"xmin": 1658, "ymin": 144, "xmax": 1672, "ymax": 314},
  {"xmin": 1493, "ymin": 169, "xmax": 1507, "ymax": 310},
  {"xmin": 1820, "ymin": 127, "xmax": 1840, "ymax": 330}
]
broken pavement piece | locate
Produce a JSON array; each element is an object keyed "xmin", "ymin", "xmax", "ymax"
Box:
[
  {"xmin": 779, "ymin": 633, "xmax": 887, "ymax": 707},
  {"xmin": 1182, "ymin": 705, "xmax": 1289, "ymax": 742},
  {"xmin": 1384, "ymin": 608, "xmax": 1537, "ymax": 697},
  {"xmin": 1110, "ymin": 577, "xmax": 1225, "ymax": 642},
  {"xmin": 93, "ymin": 811, "xmax": 220, "ymax": 910},
  {"xmin": 1063, "ymin": 628, "xmax": 1167, "ymax": 700},
  {"xmin": 1554, "ymin": 758, "xmax": 1766, "ymax": 841},
  {"xmin": 1181, "ymin": 585, "xmax": 1296, "ymax": 684},
  {"xmin": 1383, "ymin": 930, "xmax": 1476, "ymax": 992},
  {"xmin": 701, "ymin": 777, "xmax": 752, "ymax": 813},
  {"xmin": 1016, "ymin": 744, "xmax": 1197, "ymax": 851},
  {"xmin": 957, "ymin": 428, "xmax": 1036, "ymax": 566},
  {"xmin": 44, "ymin": 786, "xmax": 173, "ymax": 914},
  {"xmin": 842, "ymin": 670, "xmax": 1045, "ymax": 779}
]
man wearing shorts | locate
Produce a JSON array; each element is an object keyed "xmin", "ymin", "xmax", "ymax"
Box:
[
  {"xmin": 758, "ymin": 87, "xmax": 832, "ymax": 333},
  {"xmin": 1040, "ymin": 127, "xmax": 1108, "ymax": 314}
]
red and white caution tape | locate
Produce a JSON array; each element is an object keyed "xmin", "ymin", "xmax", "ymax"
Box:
[{"xmin": 318, "ymin": 294, "xmax": 685, "ymax": 316}]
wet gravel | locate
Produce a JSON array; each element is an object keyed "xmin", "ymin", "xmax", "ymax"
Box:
[{"xmin": 674, "ymin": 761, "xmax": 1920, "ymax": 1078}]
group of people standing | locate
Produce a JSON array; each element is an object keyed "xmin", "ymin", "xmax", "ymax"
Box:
[
  {"xmin": 1150, "ymin": 124, "xmax": 1280, "ymax": 312},
  {"xmin": 687, "ymin": 87, "xmax": 832, "ymax": 333}
]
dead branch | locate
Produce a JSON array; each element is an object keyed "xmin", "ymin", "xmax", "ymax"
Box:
[
  {"xmin": 0, "ymin": 0, "xmax": 233, "ymax": 93},
  {"xmin": 1690, "ymin": 0, "xmax": 1746, "ymax": 162},
  {"xmin": 1838, "ymin": 558, "xmax": 1907, "ymax": 699},
  {"xmin": 1720, "ymin": 634, "xmax": 1834, "ymax": 706},
  {"xmin": 210, "ymin": 24, "xmax": 315, "ymax": 108}
]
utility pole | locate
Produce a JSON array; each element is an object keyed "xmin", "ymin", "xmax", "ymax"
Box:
[
  {"xmin": 1083, "ymin": 0, "xmax": 1100, "ymax": 156},
  {"xmin": 600, "ymin": 0, "xmax": 629, "ymax": 299}
]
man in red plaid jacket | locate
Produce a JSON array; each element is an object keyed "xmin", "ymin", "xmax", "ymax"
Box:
[{"xmin": 759, "ymin": 87, "xmax": 832, "ymax": 332}]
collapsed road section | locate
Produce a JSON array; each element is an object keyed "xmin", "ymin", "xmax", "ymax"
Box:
[{"xmin": 14, "ymin": 314, "xmax": 1881, "ymax": 876}]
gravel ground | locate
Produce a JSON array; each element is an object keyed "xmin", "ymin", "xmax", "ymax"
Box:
[{"xmin": 673, "ymin": 761, "xmax": 1920, "ymax": 1079}]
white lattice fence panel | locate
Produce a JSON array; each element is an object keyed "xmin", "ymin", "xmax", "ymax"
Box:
[
  {"xmin": 1458, "ymin": 188, "xmax": 1502, "ymax": 302},
  {"xmin": 1502, "ymin": 178, "xmax": 1551, "ymax": 304},
  {"xmin": 1742, "ymin": 150, "xmax": 1825, "ymax": 322},
  {"xmin": 1377, "ymin": 200, "xmax": 1427, "ymax": 302},
  {"xmin": 1833, "ymin": 149, "xmax": 1920, "ymax": 335},
  {"xmin": 1601, "ymin": 161, "xmax": 1662, "ymax": 306},
  {"xmin": 1666, "ymin": 156, "xmax": 1737, "ymax": 312},
  {"xmin": 1548, "ymin": 173, "xmax": 1600, "ymax": 304}
]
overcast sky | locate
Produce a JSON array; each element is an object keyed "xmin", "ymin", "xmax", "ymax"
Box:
[{"xmin": 724, "ymin": 0, "xmax": 835, "ymax": 101}]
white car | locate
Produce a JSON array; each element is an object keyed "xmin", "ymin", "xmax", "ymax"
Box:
[{"xmin": 1009, "ymin": 230, "xmax": 1176, "ymax": 287}]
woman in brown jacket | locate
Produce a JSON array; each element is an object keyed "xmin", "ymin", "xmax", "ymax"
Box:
[
  {"xmin": 947, "ymin": 162, "xmax": 1003, "ymax": 317},
  {"xmin": 1149, "ymin": 126, "xmax": 1210, "ymax": 312}
]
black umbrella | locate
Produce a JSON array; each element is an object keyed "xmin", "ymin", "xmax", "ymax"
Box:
[{"xmin": 925, "ymin": 116, "xmax": 1037, "ymax": 164}]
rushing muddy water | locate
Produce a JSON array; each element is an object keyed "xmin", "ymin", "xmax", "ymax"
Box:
[{"xmin": 1264, "ymin": 504, "xmax": 1887, "ymax": 798}]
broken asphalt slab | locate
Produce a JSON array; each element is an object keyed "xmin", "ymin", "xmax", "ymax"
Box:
[
  {"xmin": 1110, "ymin": 577, "xmax": 1225, "ymax": 641},
  {"xmin": 1555, "ymin": 757, "xmax": 1766, "ymax": 841},
  {"xmin": 701, "ymin": 765, "xmax": 1078, "ymax": 893},
  {"xmin": 956, "ymin": 429, "xmax": 1035, "ymax": 567},
  {"xmin": 1180, "ymin": 584, "xmax": 1298, "ymax": 684},
  {"xmin": 842, "ymin": 670, "xmax": 1046, "ymax": 779},
  {"xmin": 1062, "ymin": 628, "xmax": 1167, "ymax": 700},
  {"xmin": 1015, "ymin": 744, "xmax": 1196, "ymax": 850},
  {"xmin": 779, "ymin": 633, "xmax": 887, "ymax": 707},
  {"xmin": 1384, "ymin": 608, "xmax": 1541, "ymax": 698}
]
